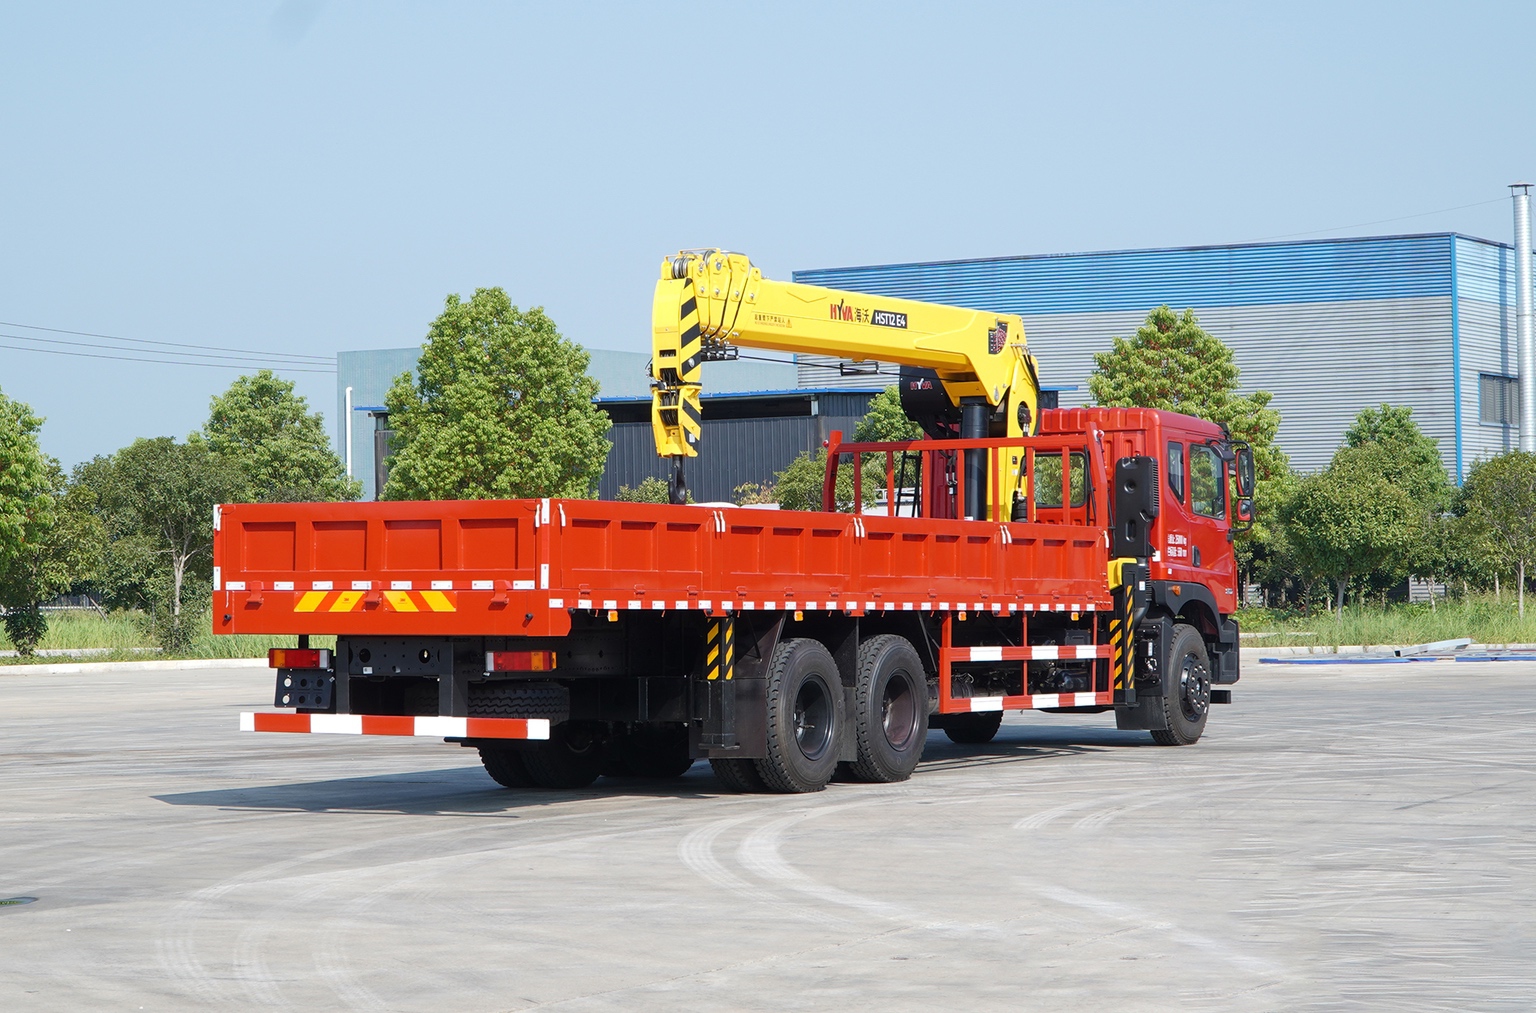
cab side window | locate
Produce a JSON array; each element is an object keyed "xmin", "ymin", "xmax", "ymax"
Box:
[
  {"xmin": 1189, "ymin": 444, "xmax": 1226, "ymax": 519},
  {"xmin": 1166, "ymin": 441, "xmax": 1186, "ymax": 503}
]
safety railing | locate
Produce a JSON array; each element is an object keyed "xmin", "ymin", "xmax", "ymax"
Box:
[{"xmin": 821, "ymin": 428, "xmax": 1107, "ymax": 526}]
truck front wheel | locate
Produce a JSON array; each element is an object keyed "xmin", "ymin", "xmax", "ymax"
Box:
[
  {"xmin": 1151, "ymin": 624, "xmax": 1211, "ymax": 746},
  {"xmin": 755, "ymin": 638, "xmax": 842, "ymax": 793},
  {"xmin": 847, "ymin": 635, "xmax": 928, "ymax": 782}
]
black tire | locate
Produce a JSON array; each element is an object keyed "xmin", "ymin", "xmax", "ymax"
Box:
[
  {"xmin": 847, "ymin": 635, "xmax": 928, "ymax": 782},
  {"xmin": 478, "ymin": 745, "xmax": 534, "ymax": 788},
  {"xmin": 1151, "ymin": 624, "xmax": 1211, "ymax": 746},
  {"xmin": 941, "ymin": 710, "xmax": 1003, "ymax": 745},
  {"xmin": 521, "ymin": 722, "xmax": 604, "ymax": 789},
  {"xmin": 753, "ymin": 638, "xmax": 843, "ymax": 793},
  {"xmin": 611, "ymin": 725, "xmax": 695, "ymax": 779},
  {"xmin": 710, "ymin": 757, "xmax": 768, "ymax": 793}
]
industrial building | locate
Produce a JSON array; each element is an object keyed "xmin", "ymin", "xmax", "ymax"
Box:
[
  {"xmin": 796, "ymin": 232, "xmax": 1527, "ymax": 479},
  {"xmin": 337, "ymin": 230, "xmax": 1530, "ymax": 499}
]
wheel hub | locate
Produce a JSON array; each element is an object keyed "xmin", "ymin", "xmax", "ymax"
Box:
[
  {"xmin": 881, "ymin": 673, "xmax": 918, "ymax": 750},
  {"xmin": 792, "ymin": 678, "xmax": 833, "ymax": 761},
  {"xmin": 1179, "ymin": 656, "xmax": 1211, "ymax": 721}
]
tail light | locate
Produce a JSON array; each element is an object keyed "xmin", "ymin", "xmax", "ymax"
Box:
[
  {"xmin": 269, "ymin": 648, "xmax": 332, "ymax": 670},
  {"xmin": 486, "ymin": 650, "xmax": 557, "ymax": 673}
]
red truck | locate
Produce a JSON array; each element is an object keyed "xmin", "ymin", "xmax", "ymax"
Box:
[{"xmin": 217, "ymin": 402, "xmax": 1254, "ymax": 794}]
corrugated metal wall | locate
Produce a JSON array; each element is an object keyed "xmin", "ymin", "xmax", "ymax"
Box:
[
  {"xmin": 794, "ymin": 235, "xmax": 1461, "ymax": 474},
  {"xmin": 1455, "ymin": 236, "xmax": 1524, "ymax": 467},
  {"xmin": 597, "ymin": 393, "xmax": 875, "ymax": 503}
]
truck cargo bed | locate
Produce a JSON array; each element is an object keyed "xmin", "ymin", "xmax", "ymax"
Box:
[{"xmin": 214, "ymin": 498, "xmax": 1113, "ymax": 638}]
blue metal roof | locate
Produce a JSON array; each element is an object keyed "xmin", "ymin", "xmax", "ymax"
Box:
[
  {"xmin": 594, "ymin": 385, "xmax": 886, "ymax": 405},
  {"xmin": 791, "ymin": 233, "xmax": 1513, "ymax": 315}
]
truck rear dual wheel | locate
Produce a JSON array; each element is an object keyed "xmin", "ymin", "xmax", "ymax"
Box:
[
  {"xmin": 941, "ymin": 711, "xmax": 1003, "ymax": 744},
  {"xmin": 755, "ymin": 638, "xmax": 843, "ymax": 793},
  {"xmin": 1151, "ymin": 624, "xmax": 1211, "ymax": 746},
  {"xmin": 521, "ymin": 722, "xmax": 605, "ymax": 789},
  {"xmin": 845, "ymin": 635, "xmax": 928, "ymax": 782},
  {"xmin": 710, "ymin": 757, "xmax": 768, "ymax": 793},
  {"xmin": 478, "ymin": 745, "xmax": 535, "ymax": 788}
]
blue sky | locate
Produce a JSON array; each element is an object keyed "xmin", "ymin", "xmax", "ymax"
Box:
[{"xmin": 3, "ymin": 1, "xmax": 1534, "ymax": 467}]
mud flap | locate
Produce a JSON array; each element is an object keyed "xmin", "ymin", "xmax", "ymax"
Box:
[
  {"xmin": 691, "ymin": 613, "xmax": 781, "ymax": 758},
  {"xmin": 1115, "ymin": 615, "xmax": 1171, "ymax": 732}
]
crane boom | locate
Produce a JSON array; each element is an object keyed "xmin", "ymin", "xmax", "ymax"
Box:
[{"xmin": 649, "ymin": 250, "xmax": 1041, "ymax": 472}]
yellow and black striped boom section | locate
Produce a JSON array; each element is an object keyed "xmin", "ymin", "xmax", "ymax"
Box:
[{"xmin": 649, "ymin": 249, "xmax": 1041, "ymax": 459}]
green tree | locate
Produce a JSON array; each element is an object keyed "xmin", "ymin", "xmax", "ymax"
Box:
[
  {"xmin": 773, "ymin": 450, "xmax": 881, "ymax": 512},
  {"xmin": 1281, "ymin": 443, "xmax": 1421, "ymax": 617},
  {"xmin": 0, "ymin": 388, "xmax": 60, "ymax": 654},
  {"xmin": 383, "ymin": 289, "xmax": 611, "ymax": 500},
  {"xmin": 1089, "ymin": 306, "xmax": 1285, "ymax": 481},
  {"xmin": 69, "ymin": 455, "xmax": 155, "ymax": 614},
  {"xmin": 733, "ymin": 481, "xmax": 777, "ymax": 505},
  {"xmin": 1458, "ymin": 451, "xmax": 1536, "ymax": 617},
  {"xmin": 616, "ymin": 476, "xmax": 675, "ymax": 504},
  {"xmin": 202, "ymin": 370, "xmax": 360, "ymax": 503},
  {"xmin": 1342, "ymin": 404, "xmax": 1452, "ymax": 509},
  {"xmin": 853, "ymin": 386, "xmax": 921, "ymax": 443},
  {"xmin": 97, "ymin": 438, "xmax": 245, "ymax": 649},
  {"xmin": 1340, "ymin": 403, "xmax": 1455, "ymax": 599}
]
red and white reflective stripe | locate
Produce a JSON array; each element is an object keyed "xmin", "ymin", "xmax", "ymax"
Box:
[
  {"xmin": 961, "ymin": 691, "xmax": 1112, "ymax": 712},
  {"xmin": 953, "ymin": 644, "xmax": 1109, "ymax": 662},
  {"xmin": 217, "ymin": 581, "xmax": 1106, "ymax": 614},
  {"xmin": 542, "ymin": 598, "xmax": 1104, "ymax": 613},
  {"xmin": 239, "ymin": 712, "xmax": 550, "ymax": 739}
]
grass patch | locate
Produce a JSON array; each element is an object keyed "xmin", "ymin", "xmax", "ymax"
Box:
[
  {"xmin": 1238, "ymin": 595, "xmax": 1536, "ymax": 650},
  {"xmin": 1, "ymin": 610, "xmax": 333, "ymax": 663}
]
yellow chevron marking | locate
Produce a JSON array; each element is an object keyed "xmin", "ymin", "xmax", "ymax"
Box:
[
  {"xmin": 329, "ymin": 591, "xmax": 364, "ymax": 612},
  {"xmin": 419, "ymin": 590, "xmax": 455, "ymax": 612},
  {"xmin": 384, "ymin": 591, "xmax": 418, "ymax": 612},
  {"xmin": 295, "ymin": 591, "xmax": 328, "ymax": 613}
]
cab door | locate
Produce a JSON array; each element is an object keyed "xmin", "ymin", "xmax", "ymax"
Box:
[{"xmin": 1158, "ymin": 436, "xmax": 1236, "ymax": 605}]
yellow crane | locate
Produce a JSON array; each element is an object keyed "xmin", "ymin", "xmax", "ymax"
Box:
[{"xmin": 649, "ymin": 249, "xmax": 1042, "ymax": 506}]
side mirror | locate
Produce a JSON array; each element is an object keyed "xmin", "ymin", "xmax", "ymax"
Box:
[
  {"xmin": 1234, "ymin": 444, "xmax": 1255, "ymax": 498},
  {"xmin": 1234, "ymin": 497, "xmax": 1255, "ymax": 524}
]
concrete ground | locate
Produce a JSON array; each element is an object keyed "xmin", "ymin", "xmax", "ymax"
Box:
[{"xmin": 0, "ymin": 658, "xmax": 1531, "ymax": 1012}]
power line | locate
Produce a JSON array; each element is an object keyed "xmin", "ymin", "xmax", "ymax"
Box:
[
  {"xmin": 0, "ymin": 318, "xmax": 334, "ymax": 364},
  {"xmin": 0, "ymin": 340, "xmax": 336, "ymax": 373},
  {"xmin": 0, "ymin": 330, "xmax": 338, "ymax": 370},
  {"xmin": 1255, "ymin": 197, "xmax": 1507, "ymax": 242}
]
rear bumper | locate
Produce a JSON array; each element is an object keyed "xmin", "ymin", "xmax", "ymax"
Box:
[{"xmin": 239, "ymin": 712, "xmax": 551, "ymax": 739}]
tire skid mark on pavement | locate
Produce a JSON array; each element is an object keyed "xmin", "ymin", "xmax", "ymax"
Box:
[
  {"xmin": 736, "ymin": 808, "xmax": 912, "ymax": 921},
  {"xmin": 152, "ymin": 811, "xmax": 676, "ymax": 1007},
  {"xmin": 294, "ymin": 818, "xmax": 694, "ymax": 1007},
  {"xmin": 678, "ymin": 812, "xmax": 851, "ymax": 928},
  {"xmin": 232, "ymin": 925, "xmax": 287, "ymax": 1009},
  {"xmin": 1022, "ymin": 881, "xmax": 1285, "ymax": 978},
  {"xmin": 154, "ymin": 830, "xmax": 453, "ymax": 1007}
]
